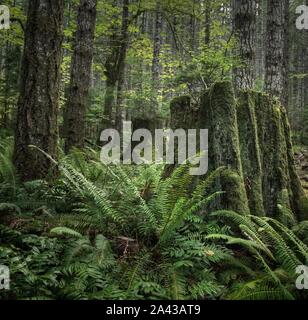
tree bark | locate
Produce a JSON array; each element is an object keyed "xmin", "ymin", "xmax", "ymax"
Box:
[
  {"xmin": 0, "ymin": 38, "xmax": 21, "ymax": 129},
  {"xmin": 200, "ymin": 82, "xmax": 250, "ymax": 214},
  {"xmin": 103, "ymin": 77, "xmax": 116, "ymax": 128},
  {"xmin": 115, "ymin": 0, "xmax": 129, "ymax": 132},
  {"xmin": 232, "ymin": 0, "xmax": 257, "ymax": 90},
  {"xmin": 264, "ymin": 0, "xmax": 289, "ymax": 106},
  {"xmin": 13, "ymin": 0, "xmax": 64, "ymax": 181},
  {"xmin": 255, "ymin": 0, "xmax": 266, "ymax": 82},
  {"xmin": 237, "ymin": 92, "xmax": 264, "ymax": 216},
  {"xmin": 2, "ymin": 42, "xmax": 11, "ymax": 129},
  {"xmin": 151, "ymin": 2, "xmax": 163, "ymax": 114},
  {"xmin": 166, "ymin": 81, "xmax": 307, "ymax": 219},
  {"xmin": 103, "ymin": 0, "xmax": 129, "ymax": 130},
  {"xmin": 204, "ymin": 0, "xmax": 211, "ymax": 45},
  {"xmin": 64, "ymin": 0, "xmax": 97, "ymax": 153}
]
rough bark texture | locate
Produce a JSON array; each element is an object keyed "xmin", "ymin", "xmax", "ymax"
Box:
[
  {"xmin": 166, "ymin": 82, "xmax": 249, "ymax": 214},
  {"xmin": 14, "ymin": 0, "xmax": 64, "ymax": 182},
  {"xmin": 152, "ymin": 3, "xmax": 162, "ymax": 87},
  {"xmin": 162, "ymin": 96, "xmax": 198, "ymax": 179},
  {"xmin": 255, "ymin": 0, "xmax": 266, "ymax": 82},
  {"xmin": 115, "ymin": 0, "xmax": 129, "ymax": 133},
  {"xmin": 167, "ymin": 81, "xmax": 307, "ymax": 219},
  {"xmin": 103, "ymin": 0, "xmax": 129, "ymax": 130},
  {"xmin": 151, "ymin": 2, "xmax": 163, "ymax": 114},
  {"xmin": 200, "ymin": 82, "xmax": 249, "ymax": 214},
  {"xmin": 254, "ymin": 94, "xmax": 290, "ymax": 216},
  {"xmin": 169, "ymin": 96, "xmax": 198, "ymax": 130},
  {"xmin": 253, "ymin": 93, "xmax": 305, "ymax": 219},
  {"xmin": 204, "ymin": 0, "xmax": 211, "ymax": 45},
  {"xmin": 237, "ymin": 91, "xmax": 264, "ymax": 216},
  {"xmin": 232, "ymin": 0, "xmax": 257, "ymax": 90},
  {"xmin": 264, "ymin": 0, "xmax": 289, "ymax": 106},
  {"xmin": 64, "ymin": 0, "xmax": 97, "ymax": 153},
  {"xmin": 281, "ymin": 108, "xmax": 307, "ymax": 221}
]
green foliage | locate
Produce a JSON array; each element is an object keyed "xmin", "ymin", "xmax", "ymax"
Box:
[
  {"xmin": 0, "ymin": 147, "xmax": 229, "ymax": 300},
  {"xmin": 0, "ymin": 0, "xmax": 306, "ymax": 302},
  {"xmin": 0, "ymin": 225, "xmax": 64, "ymax": 300},
  {"xmin": 207, "ymin": 211, "xmax": 308, "ymax": 300},
  {"xmin": 0, "ymin": 136, "xmax": 15, "ymax": 185},
  {"xmin": 0, "ymin": 144, "xmax": 307, "ymax": 300}
]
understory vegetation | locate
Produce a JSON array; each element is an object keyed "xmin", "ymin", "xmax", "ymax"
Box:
[
  {"xmin": 0, "ymin": 137, "xmax": 307, "ymax": 300},
  {"xmin": 0, "ymin": 0, "xmax": 307, "ymax": 302}
]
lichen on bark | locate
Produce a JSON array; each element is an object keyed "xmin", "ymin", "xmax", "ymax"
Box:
[
  {"xmin": 199, "ymin": 81, "xmax": 249, "ymax": 214},
  {"xmin": 281, "ymin": 107, "xmax": 306, "ymax": 221},
  {"xmin": 254, "ymin": 93, "xmax": 290, "ymax": 217},
  {"xmin": 166, "ymin": 81, "xmax": 307, "ymax": 220},
  {"xmin": 237, "ymin": 91, "xmax": 264, "ymax": 216}
]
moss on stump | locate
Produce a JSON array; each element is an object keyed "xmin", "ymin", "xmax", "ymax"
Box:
[
  {"xmin": 199, "ymin": 82, "xmax": 249, "ymax": 214},
  {"xmin": 237, "ymin": 92, "xmax": 264, "ymax": 216},
  {"xmin": 166, "ymin": 81, "xmax": 307, "ymax": 220}
]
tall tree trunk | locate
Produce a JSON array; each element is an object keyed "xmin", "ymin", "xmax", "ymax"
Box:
[
  {"xmin": 264, "ymin": 0, "xmax": 289, "ymax": 106},
  {"xmin": 115, "ymin": 64, "xmax": 126, "ymax": 133},
  {"xmin": 189, "ymin": 0, "xmax": 199, "ymax": 51},
  {"xmin": 255, "ymin": 0, "xmax": 266, "ymax": 82},
  {"xmin": 232, "ymin": 0, "xmax": 257, "ymax": 90},
  {"xmin": 282, "ymin": 0, "xmax": 290, "ymax": 108},
  {"xmin": 103, "ymin": 0, "xmax": 129, "ymax": 130},
  {"xmin": 115, "ymin": 0, "xmax": 129, "ymax": 132},
  {"xmin": 1, "ymin": 37, "xmax": 22, "ymax": 129},
  {"xmin": 103, "ymin": 77, "xmax": 116, "ymax": 128},
  {"xmin": 14, "ymin": 0, "xmax": 64, "ymax": 182},
  {"xmin": 2, "ymin": 41, "xmax": 11, "ymax": 129},
  {"xmin": 151, "ymin": 2, "xmax": 163, "ymax": 114},
  {"xmin": 204, "ymin": 0, "xmax": 211, "ymax": 45},
  {"xmin": 64, "ymin": 0, "xmax": 97, "ymax": 153}
]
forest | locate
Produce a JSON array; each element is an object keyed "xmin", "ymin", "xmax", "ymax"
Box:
[{"xmin": 0, "ymin": 0, "xmax": 308, "ymax": 301}]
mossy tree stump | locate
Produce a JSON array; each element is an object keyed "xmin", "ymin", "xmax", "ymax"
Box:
[
  {"xmin": 237, "ymin": 92, "xmax": 264, "ymax": 216},
  {"xmin": 199, "ymin": 82, "xmax": 249, "ymax": 214},
  {"xmin": 281, "ymin": 107, "xmax": 307, "ymax": 221},
  {"xmin": 167, "ymin": 81, "xmax": 307, "ymax": 220},
  {"xmin": 162, "ymin": 96, "xmax": 199, "ymax": 178}
]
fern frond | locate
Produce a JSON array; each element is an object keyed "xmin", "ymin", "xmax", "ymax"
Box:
[{"xmin": 50, "ymin": 227, "xmax": 83, "ymax": 239}]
